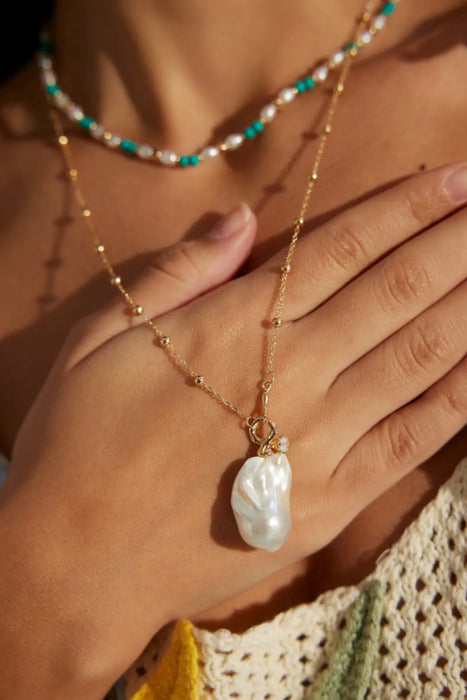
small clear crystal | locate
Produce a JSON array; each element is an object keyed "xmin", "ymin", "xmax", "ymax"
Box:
[{"xmin": 278, "ymin": 436, "xmax": 289, "ymax": 453}]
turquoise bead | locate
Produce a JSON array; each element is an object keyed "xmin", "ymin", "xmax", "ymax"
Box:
[
  {"xmin": 382, "ymin": 2, "xmax": 396, "ymax": 15},
  {"xmin": 121, "ymin": 140, "xmax": 137, "ymax": 154},
  {"xmin": 295, "ymin": 80, "xmax": 306, "ymax": 93},
  {"xmin": 244, "ymin": 126, "xmax": 256, "ymax": 140},
  {"xmin": 343, "ymin": 42, "xmax": 359, "ymax": 52},
  {"xmin": 252, "ymin": 120, "xmax": 264, "ymax": 134},
  {"xmin": 189, "ymin": 155, "xmax": 200, "ymax": 166},
  {"xmin": 39, "ymin": 41, "xmax": 52, "ymax": 55},
  {"xmin": 305, "ymin": 77, "xmax": 315, "ymax": 90},
  {"xmin": 46, "ymin": 84, "xmax": 60, "ymax": 96},
  {"xmin": 80, "ymin": 116, "xmax": 95, "ymax": 130},
  {"xmin": 180, "ymin": 156, "xmax": 190, "ymax": 167}
]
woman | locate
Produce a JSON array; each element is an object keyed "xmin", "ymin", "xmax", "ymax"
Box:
[{"xmin": 0, "ymin": 0, "xmax": 465, "ymax": 698}]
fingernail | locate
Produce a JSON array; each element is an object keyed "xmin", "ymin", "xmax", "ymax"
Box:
[
  {"xmin": 206, "ymin": 202, "xmax": 252, "ymax": 239},
  {"xmin": 444, "ymin": 164, "xmax": 467, "ymax": 203}
]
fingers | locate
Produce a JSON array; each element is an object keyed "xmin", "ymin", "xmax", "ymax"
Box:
[
  {"xmin": 327, "ymin": 280, "xmax": 467, "ymax": 444},
  {"xmin": 300, "ymin": 205, "xmax": 467, "ymax": 381},
  {"xmin": 251, "ymin": 162, "xmax": 467, "ymax": 319},
  {"xmin": 330, "ymin": 355, "xmax": 467, "ymax": 509},
  {"xmin": 65, "ymin": 203, "xmax": 256, "ymax": 367}
]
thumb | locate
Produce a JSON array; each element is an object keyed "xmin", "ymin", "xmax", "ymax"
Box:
[{"xmin": 65, "ymin": 202, "xmax": 256, "ymax": 366}]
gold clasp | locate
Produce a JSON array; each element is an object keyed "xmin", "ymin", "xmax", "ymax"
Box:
[{"xmin": 247, "ymin": 416, "xmax": 277, "ymax": 456}]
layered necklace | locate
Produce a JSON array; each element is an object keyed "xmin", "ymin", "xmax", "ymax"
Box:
[
  {"xmin": 39, "ymin": 1, "xmax": 396, "ymax": 168},
  {"xmin": 40, "ymin": 1, "xmax": 398, "ymax": 552}
]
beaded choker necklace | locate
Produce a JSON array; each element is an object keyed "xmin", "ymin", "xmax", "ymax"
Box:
[{"xmin": 38, "ymin": 1, "xmax": 396, "ymax": 168}]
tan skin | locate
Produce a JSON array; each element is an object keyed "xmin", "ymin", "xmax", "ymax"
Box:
[{"xmin": 0, "ymin": 1, "xmax": 466, "ymax": 695}]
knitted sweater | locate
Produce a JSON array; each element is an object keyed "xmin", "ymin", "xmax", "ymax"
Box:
[
  {"xmin": 1, "ymin": 455, "xmax": 466, "ymax": 699},
  {"xmin": 119, "ymin": 456, "xmax": 467, "ymax": 700}
]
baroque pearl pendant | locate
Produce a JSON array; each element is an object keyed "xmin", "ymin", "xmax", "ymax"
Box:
[{"xmin": 231, "ymin": 453, "xmax": 292, "ymax": 552}]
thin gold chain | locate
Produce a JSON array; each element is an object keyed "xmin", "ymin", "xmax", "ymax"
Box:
[{"xmin": 47, "ymin": 2, "xmax": 375, "ymax": 429}]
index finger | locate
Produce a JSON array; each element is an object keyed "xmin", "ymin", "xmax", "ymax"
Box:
[{"xmin": 252, "ymin": 162, "xmax": 467, "ymax": 320}]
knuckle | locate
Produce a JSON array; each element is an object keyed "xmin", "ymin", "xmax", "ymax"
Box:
[
  {"xmin": 439, "ymin": 379, "xmax": 467, "ymax": 418},
  {"xmin": 399, "ymin": 188, "xmax": 428, "ymax": 230},
  {"xmin": 400, "ymin": 323, "xmax": 452, "ymax": 376},
  {"xmin": 378, "ymin": 256, "xmax": 431, "ymax": 312},
  {"xmin": 149, "ymin": 241, "xmax": 200, "ymax": 286},
  {"xmin": 385, "ymin": 414, "xmax": 420, "ymax": 467},
  {"xmin": 317, "ymin": 220, "xmax": 370, "ymax": 273}
]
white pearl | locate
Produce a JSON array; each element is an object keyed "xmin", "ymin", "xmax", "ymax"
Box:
[
  {"xmin": 90, "ymin": 124, "xmax": 105, "ymax": 139},
  {"xmin": 360, "ymin": 30, "xmax": 373, "ymax": 44},
  {"xmin": 372, "ymin": 14, "xmax": 387, "ymax": 31},
  {"xmin": 137, "ymin": 144, "xmax": 154, "ymax": 159},
  {"xmin": 224, "ymin": 134, "xmax": 244, "ymax": 150},
  {"xmin": 42, "ymin": 72, "xmax": 56, "ymax": 86},
  {"xmin": 331, "ymin": 50, "xmax": 345, "ymax": 66},
  {"xmin": 68, "ymin": 105, "xmax": 84, "ymax": 122},
  {"xmin": 104, "ymin": 133, "xmax": 122, "ymax": 148},
  {"xmin": 54, "ymin": 92, "xmax": 69, "ymax": 108},
  {"xmin": 231, "ymin": 453, "xmax": 292, "ymax": 552},
  {"xmin": 200, "ymin": 146, "xmax": 220, "ymax": 160},
  {"xmin": 159, "ymin": 150, "xmax": 178, "ymax": 165},
  {"xmin": 260, "ymin": 104, "xmax": 277, "ymax": 122},
  {"xmin": 313, "ymin": 65, "xmax": 329, "ymax": 82},
  {"xmin": 38, "ymin": 56, "xmax": 52, "ymax": 71},
  {"xmin": 277, "ymin": 87, "xmax": 296, "ymax": 104}
]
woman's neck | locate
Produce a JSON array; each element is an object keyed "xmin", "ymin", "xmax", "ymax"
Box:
[
  {"xmin": 54, "ymin": 0, "xmax": 366, "ymax": 149},
  {"xmin": 53, "ymin": 0, "xmax": 460, "ymax": 151}
]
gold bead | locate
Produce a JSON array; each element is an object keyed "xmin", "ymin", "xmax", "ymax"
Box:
[
  {"xmin": 337, "ymin": 83, "xmax": 344, "ymax": 93},
  {"xmin": 95, "ymin": 244, "xmax": 105, "ymax": 253},
  {"xmin": 160, "ymin": 336, "xmax": 170, "ymax": 346},
  {"xmin": 58, "ymin": 135, "xmax": 68, "ymax": 145},
  {"xmin": 82, "ymin": 208, "xmax": 91, "ymax": 218},
  {"xmin": 294, "ymin": 217, "xmax": 304, "ymax": 226},
  {"xmin": 324, "ymin": 124, "xmax": 332, "ymax": 134},
  {"xmin": 281, "ymin": 264, "xmax": 291, "ymax": 273},
  {"xmin": 133, "ymin": 305, "xmax": 143, "ymax": 316},
  {"xmin": 309, "ymin": 172, "xmax": 318, "ymax": 182},
  {"xmin": 68, "ymin": 168, "xmax": 77, "ymax": 181},
  {"xmin": 272, "ymin": 317, "xmax": 283, "ymax": 328},
  {"xmin": 194, "ymin": 375, "xmax": 205, "ymax": 386},
  {"xmin": 110, "ymin": 276, "xmax": 121, "ymax": 285}
]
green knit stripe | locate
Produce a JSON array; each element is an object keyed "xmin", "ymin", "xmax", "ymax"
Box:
[{"xmin": 313, "ymin": 579, "xmax": 386, "ymax": 700}]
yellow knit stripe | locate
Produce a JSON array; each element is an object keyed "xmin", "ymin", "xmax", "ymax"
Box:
[{"xmin": 130, "ymin": 620, "xmax": 200, "ymax": 700}]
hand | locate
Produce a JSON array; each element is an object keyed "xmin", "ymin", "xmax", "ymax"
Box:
[{"xmin": 2, "ymin": 165, "xmax": 467, "ymax": 699}]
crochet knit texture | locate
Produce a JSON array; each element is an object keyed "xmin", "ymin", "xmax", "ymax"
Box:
[{"xmin": 122, "ymin": 456, "xmax": 467, "ymax": 699}]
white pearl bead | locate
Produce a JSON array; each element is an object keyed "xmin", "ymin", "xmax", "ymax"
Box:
[
  {"xmin": 372, "ymin": 14, "xmax": 387, "ymax": 31},
  {"xmin": 260, "ymin": 104, "xmax": 277, "ymax": 122},
  {"xmin": 231, "ymin": 453, "xmax": 292, "ymax": 552},
  {"xmin": 68, "ymin": 105, "xmax": 84, "ymax": 122},
  {"xmin": 224, "ymin": 134, "xmax": 244, "ymax": 150},
  {"xmin": 54, "ymin": 92, "xmax": 69, "ymax": 108},
  {"xmin": 331, "ymin": 50, "xmax": 345, "ymax": 66},
  {"xmin": 42, "ymin": 72, "xmax": 56, "ymax": 86},
  {"xmin": 313, "ymin": 65, "xmax": 329, "ymax": 82},
  {"xmin": 277, "ymin": 87, "xmax": 296, "ymax": 104},
  {"xmin": 200, "ymin": 146, "xmax": 220, "ymax": 160},
  {"xmin": 159, "ymin": 150, "xmax": 178, "ymax": 165},
  {"xmin": 90, "ymin": 124, "xmax": 105, "ymax": 139},
  {"xmin": 38, "ymin": 56, "xmax": 52, "ymax": 71},
  {"xmin": 105, "ymin": 134, "xmax": 122, "ymax": 148},
  {"xmin": 360, "ymin": 30, "xmax": 373, "ymax": 44},
  {"xmin": 137, "ymin": 144, "xmax": 154, "ymax": 159}
]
